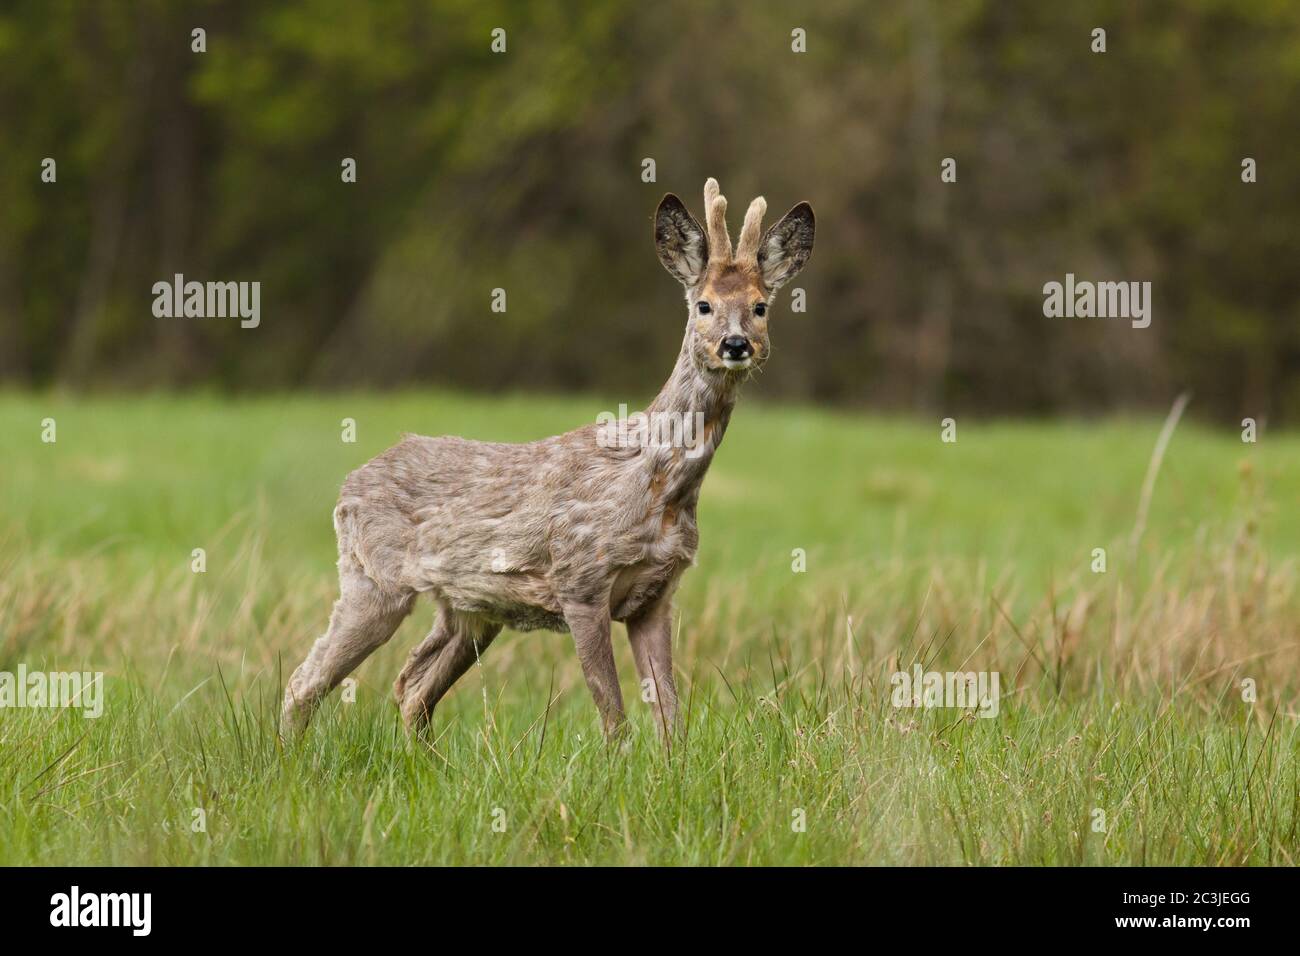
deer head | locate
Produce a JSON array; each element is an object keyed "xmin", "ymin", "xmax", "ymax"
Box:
[{"xmin": 654, "ymin": 177, "xmax": 815, "ymax": 375}]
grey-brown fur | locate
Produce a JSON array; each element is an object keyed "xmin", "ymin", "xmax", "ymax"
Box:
[{"xmin": 281, "ymin": 178, "xmax": 815, "ymax": 740}]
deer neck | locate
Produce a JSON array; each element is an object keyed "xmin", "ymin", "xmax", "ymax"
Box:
[{"xmin": 642, "ymin": 331, "xmax": 739, "ymax": 505}]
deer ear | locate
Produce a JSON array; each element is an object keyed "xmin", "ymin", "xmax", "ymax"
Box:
[
  {"xmin": 757, "ymin": 202, "xmax": 815, "ymax": 291},
  {"xmin": 654, "ymin": 194, "xmax": 708, "ymax": 287}
]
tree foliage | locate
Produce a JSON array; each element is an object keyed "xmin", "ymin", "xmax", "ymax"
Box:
[{"xmin": 1, "ymin": 0, "xmax": 1297, "ymax": 421}]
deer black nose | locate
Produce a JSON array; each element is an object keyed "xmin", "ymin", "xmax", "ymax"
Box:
[{"xmin": 719, "ymin": 335, "xmax": 752, "ymax": 361}]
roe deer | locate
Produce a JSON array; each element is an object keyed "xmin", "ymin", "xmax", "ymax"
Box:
[{"xmin": 280, "ymin": 178, "xmax": 814, "ymax": 741}]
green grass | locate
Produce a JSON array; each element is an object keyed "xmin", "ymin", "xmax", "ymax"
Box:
[{"xmin": 1, "ymin": 390, "xmax": 1298, "ymax": 865}]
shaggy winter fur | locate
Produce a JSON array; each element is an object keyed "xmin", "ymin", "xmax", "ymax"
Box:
[{"xmin": 281, "ymin": 178, "xmax": 815, "ymax": 740}]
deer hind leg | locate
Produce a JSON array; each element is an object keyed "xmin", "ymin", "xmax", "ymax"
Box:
[
  {"xmin": 394, "ymin": 607, "xmax": 501, "ymax": 732},
  {"xmin": 281, "ymin": 563, "xmax": 414, "ymax": 737}
]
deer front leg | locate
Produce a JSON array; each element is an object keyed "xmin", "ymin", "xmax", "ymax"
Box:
[
  {"xmin": 626, "ymin": 596, "xmax": 679, "ymax": 742},
  {"xmin": 562, "ymin": 599, "xmax": 625, "ymax": 740}
]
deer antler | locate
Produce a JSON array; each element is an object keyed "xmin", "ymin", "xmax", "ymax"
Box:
[
  {"xmin": 704, "ymin": 178, "xmax": 766, "ymax": 266},
  {"xmin": 704, "ymin": 178, "xmax": 731, "ymax": 263},
  {"xmin": 735, "ymin": 196, "xmax": 767, "ymax": 263}
]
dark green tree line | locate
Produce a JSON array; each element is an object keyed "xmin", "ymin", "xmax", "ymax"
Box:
[{"xmin": 1, "ymin": 0, "xmax": 1297, "ymax": 422}]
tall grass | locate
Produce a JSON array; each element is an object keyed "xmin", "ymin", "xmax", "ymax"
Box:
[{"xmin": 0, "ymin": 392, "xmax": 1297, "ymax": 864}]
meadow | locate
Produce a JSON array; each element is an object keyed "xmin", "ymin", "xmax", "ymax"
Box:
[{"xmin": 0, "ymin": 391, "xmax": 1297, "ymax": 865}]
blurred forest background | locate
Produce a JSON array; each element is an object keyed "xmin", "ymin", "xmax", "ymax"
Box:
[{"xmin": 1, "ymin": 0, "xmax": 1297, "ymax": 422}]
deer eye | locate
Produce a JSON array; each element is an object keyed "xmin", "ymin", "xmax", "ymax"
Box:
[
  {"xmin": 697, "ymin": 301, "xmax": 712, "ymax": 314},
  {"xmin": 754, "ymin": 302, "xmax": 767, "ymax": 317}
]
